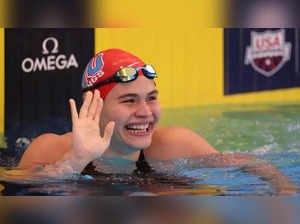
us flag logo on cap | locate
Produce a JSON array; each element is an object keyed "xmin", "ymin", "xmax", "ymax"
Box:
[
  {"xmin": 82, "ymin": 52, "xmax": 105, "ymax": 89},
  {"xmin": 244, "ymin": 29, "xmax": 291, "ymax": 77}
]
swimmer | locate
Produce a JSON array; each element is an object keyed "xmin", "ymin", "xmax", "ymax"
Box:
[{"xmin": 13, "ymin": 49, "xmax": 298, "ymax": 194}]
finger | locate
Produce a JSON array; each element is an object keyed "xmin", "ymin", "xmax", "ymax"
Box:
[
  {"xmin": 79, "ymin": 91, "xmax": 92, "ymax": 118},
  {"xmin": 88, "ymin": 89, "xmax": 100, "ymax": 119},
  {"xmin": 94, "ymin": 94, "xmax": 103, "ymax": 123},
  {"xmin": 102, "ymin": 121, "xmax": 115, "ymax": 145},
  {"xmin": 69, "ymin": 99, "xmax": 78, "ymax": 123}
]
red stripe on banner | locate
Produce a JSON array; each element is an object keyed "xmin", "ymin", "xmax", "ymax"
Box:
[
  {"xmin": 271, "ymin": 58, "xmax": 275, "ymax": 70},
  {"xmin": 261, "ymin": 58, "xmax": 266, "ymax": 71}
]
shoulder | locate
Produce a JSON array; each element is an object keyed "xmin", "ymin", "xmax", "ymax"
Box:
[
  {"xmin": 18, "ymin": 132, "xmax": 72, "ymax": 169},
  {"xmin": 28, "ymin": 132, "xmax": 72, "ymax": 150},
  {"xmin": 144, "ymin": 126, "xmax": 219, "ymax": 160}
]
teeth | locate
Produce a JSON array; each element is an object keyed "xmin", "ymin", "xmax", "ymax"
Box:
[{"xmin": 126, "ymin": 124, "xmax": 149, "ymax": 130}]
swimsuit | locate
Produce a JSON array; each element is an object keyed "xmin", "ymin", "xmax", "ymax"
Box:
[
  {"xmin": 81, "ymin": 150, "xmax": 200, "ymax": 193},
  {"xmin": 81, "ymin": 150, "xmax": 154, "ymax": 176},
  {"xmin": 133, "ymin": 149, "xmax": 155, "ymax": 176}
]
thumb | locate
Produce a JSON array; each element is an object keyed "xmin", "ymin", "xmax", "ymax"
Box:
[{"xmin": 103, "ymin": 121, "xmax": 115, "ymax": 144}]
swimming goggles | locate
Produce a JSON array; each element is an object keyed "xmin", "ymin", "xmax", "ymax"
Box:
[{"xmin": 82, "ymin": 64, "xmax": 157, "ymax": 92}]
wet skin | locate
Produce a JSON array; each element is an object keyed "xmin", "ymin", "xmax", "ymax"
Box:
[{"xmin": 100, "ymin": 75, "xmax": 161, "ymax": 156}]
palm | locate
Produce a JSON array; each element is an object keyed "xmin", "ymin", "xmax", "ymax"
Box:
[
  {"xmin": 73, "ymin": 117, "xmax": 103, "ymax": 154},
  {"xmin": 69, "ymin": 90, "xmax": 115, "ymax": 162}
]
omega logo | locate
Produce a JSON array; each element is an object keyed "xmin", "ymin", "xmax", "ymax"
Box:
[
  {"xmin": 21, "ymin": 37, "xmax": 79, "ymax": 73},
  {"xmin": 42, "ymin": 37, "xmax": 59, "ymax": 55}
]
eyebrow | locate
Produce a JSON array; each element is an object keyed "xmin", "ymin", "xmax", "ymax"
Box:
[{"xmin": 118, "ymin": 90, "xmax": 159, "ymax": 100}]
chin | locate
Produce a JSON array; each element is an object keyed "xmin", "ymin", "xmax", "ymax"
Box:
[
  {"xmin": 117, "ymin": 131, "xmax": 152, "ymax": 150},
  {"xmin": 125, "ymin": 137, "xmax": 152, "ymax": 150}
]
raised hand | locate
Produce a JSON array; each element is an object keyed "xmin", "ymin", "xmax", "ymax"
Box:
[{"xmin": 69, "ymin": 90, "xmax": 115, "ymax": 166}]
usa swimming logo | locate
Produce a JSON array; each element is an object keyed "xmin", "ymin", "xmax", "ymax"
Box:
[
  {"xmin": 244, "ymin": 29, "xmax": 291, "ymax": 77},
  {"xmin": 82, "ymin": 53, "xmax": 105, "ymax": 89}
]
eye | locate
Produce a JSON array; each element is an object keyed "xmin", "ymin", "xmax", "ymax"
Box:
[
  {"xmin": 121, "ymin": 98, "xmax": 135, "ymax": 104},
  {"xmin": 147, "ymin": 95, "xmax": 157, "ymax": 101}
]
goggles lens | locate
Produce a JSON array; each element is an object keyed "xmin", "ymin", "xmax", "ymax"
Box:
[
  {"xmin": 117, "ymin": 65, "xmax": 157, "ymax": 82},
  {"xmin": 117, "ymin": 67, "xmax": 138, "ymax": 82},
  {"xmin": 142, "ymin": 64, "xmax": 156, "ymax": 76}
]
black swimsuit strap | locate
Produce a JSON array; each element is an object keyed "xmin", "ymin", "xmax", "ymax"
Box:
[
  {"xmin": 134, "ymin": 150, "xmax": 155, "ymax": 175},
  {"xmin": 138, "ymin": 149, "xmax": 145, "ymax": 161},
  {"xmin": 82, "ymin": 150, "xmax": 155, "ymax": 176}
]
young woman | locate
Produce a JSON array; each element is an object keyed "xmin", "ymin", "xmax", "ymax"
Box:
[{"xmin": 10, "ymin": 49, "xmax": 298, "ymax": 194}]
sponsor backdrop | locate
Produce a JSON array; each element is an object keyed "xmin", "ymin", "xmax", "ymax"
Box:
[
  {"xmin": 224, "ymin": 28, "xmax": 300, "ymax": 94},
  {"xmin": 1, "ymin": 28, "xmax": 300, "ymax": 151},
  {"xmin": 4, "ymin": 29, "xmax": 94, "ymax": 150},
  {"xmin": 94, "ymin": 28, "xmax": 300, "ymax": 108}
]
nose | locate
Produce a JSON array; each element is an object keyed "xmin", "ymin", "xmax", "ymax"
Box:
[{"xmin": 135, "ymin": 101, "xmax": 152, "ymax": 117}]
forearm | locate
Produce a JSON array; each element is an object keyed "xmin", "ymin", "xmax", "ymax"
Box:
[
  {"xmin": 1, "ymin": 152, "xmax": 90, "ymax": 182},
  {"xmin": 240, "ymin": 161, "xmax": 296, "ymax": 195},
  {"xmin": 32, "ymin": 151, "xmax": 87, "ymax": 178},
  {"xmin": 193, "ymin": 152, "xmax": 297, "ymax": 195}
]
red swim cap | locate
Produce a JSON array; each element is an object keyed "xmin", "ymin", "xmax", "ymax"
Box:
[{"xmin": 81, "ymin": 49, "xmax": 145, "ymax": 99}]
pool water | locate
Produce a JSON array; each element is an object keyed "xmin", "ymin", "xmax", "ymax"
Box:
[{"xmin": 0, "ymin": 103, "xmax": 300, "ymax": 196}]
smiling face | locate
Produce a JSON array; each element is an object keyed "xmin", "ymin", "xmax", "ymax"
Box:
[{"xmin": 100, "ymin": 75, "xmax": 161, "ymax": 154}]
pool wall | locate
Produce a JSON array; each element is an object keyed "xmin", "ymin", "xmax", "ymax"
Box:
[{"xmin": 95, "ymin": 28, "xmax": 224, "ymax": 108}]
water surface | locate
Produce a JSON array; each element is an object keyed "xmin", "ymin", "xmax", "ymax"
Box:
[{"xmin": 0, "ymin": 103, "xmax": 300, "ymax": 196}]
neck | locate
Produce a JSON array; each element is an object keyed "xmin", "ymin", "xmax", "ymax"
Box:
[
  {"xmin": 94, "ymin": 147, "xmax": 141, "ymax": 174},
  {"xmin": 102, "ymin": 145, "xmax": 141, "ymax": 161}
]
